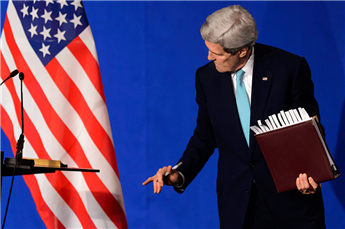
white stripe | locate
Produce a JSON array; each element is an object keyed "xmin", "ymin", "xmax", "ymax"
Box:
[
  {"xmin": 79, "ymin": 26, "xmax": 98, "ymax": 63},
  {"xmin": 0, "ymin": 32, "xmax": 17, "ymax": 73},
  {"xmin": 8, "ymin": 1, "xmax": 122, "ymax": 227}
]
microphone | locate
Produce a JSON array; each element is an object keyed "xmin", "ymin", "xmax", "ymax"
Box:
[
  {"xmin": 19, "ymin": 72, "xmax": 24, "ymax": 80},
  {"xmin": 0, "ymin": 69, "xmax": 19, "ymax": 86}
]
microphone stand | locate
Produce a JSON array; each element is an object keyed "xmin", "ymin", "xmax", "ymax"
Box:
[
  {"xmin": 15, "ymin": 72, "xmax": 25, "ymax": 161},
  {"xmin": 0, "ymin": 71, "xmax": 28, "ymax": 166},
  {"xmin": 0, "ymin": 70, "xmax": 25, "ymax": 162}
]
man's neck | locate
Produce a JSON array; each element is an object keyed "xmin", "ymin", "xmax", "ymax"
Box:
[{"xmin": 235, "ymin": 48, "xmax": 252, "ymax": 72}]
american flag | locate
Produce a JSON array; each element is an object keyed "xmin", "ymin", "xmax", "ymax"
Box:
[{"xmin": 0, "ymin": 0, "xmax": 127, "ymax": 228}]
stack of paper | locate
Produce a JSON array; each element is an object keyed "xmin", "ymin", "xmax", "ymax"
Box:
[{"xmin": 250, "ymin": 108, "xmax": 311, "ymax": 135}]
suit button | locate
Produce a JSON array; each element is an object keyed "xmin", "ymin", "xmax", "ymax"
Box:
[
  {"xmin": 246, "ymin": 189, "xmax": 250, "ymax": 194},
  {"xmin": 250, "ymin": 163, "xmax": 255, "ymax": 168}
]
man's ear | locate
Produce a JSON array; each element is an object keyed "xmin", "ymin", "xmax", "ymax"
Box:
[{"xmin": 239, "ymin": 46, "xmax": 249, "ymax": 58}]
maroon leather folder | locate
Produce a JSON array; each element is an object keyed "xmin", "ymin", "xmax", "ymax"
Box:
[{"xmin": 256, "ymin": 117, "xmax": 340, "ymax": 193}]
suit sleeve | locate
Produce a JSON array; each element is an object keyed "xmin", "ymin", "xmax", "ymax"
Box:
[
  {"xmin": 174, "ymin": 67, "xmax": 217, "ymax": 193},
  {"xmin": 291, "ymin": 57, "xmax": 324, "ymax": 133}
]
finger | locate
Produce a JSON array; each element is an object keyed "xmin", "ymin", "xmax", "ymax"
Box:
[
  {"xmin": 297, "ymin": 173, "xmax": 310, "ymax": 194},
  {"xmin": 154, "ymin": 172, "xmax": 166, "ymax": 193},
  {"xmin": 300, "ymin": 173, "xmax": 310, "ymax": 189},
  {"xmin": 142, "ymin": 177, "xmax": 154, "ymax": 186},
  {"xmin": 155, "ymin": 179, "xmax": 163, "ymax": 194},
  {"xmin": 308, "ymin": 177, "xmax": 318, "ymax": 190},
  {"xmin": 154, "ymin": 178, "xmax": 158, "ymax": 193},
  {"xmin": 144, "ymin": 166, "xmax": 172, "ymax": 193},
  {"xmin": 164, "ymin": 165, "xmax": 172, "ymax": 177},
  {"xmin": 298, "ymin": 174, "xmax": 319, "ymax": 195},
  {"xmin": 151, "ymin": 167, "xmax": 166, "ymax": 193},
  {"xmin": 296, "ymin": 177, "xmax": 301, "ymax": 190},
  {"xmin": 154, "ymin": 180, "xmax": 158, "ymax": 193}
]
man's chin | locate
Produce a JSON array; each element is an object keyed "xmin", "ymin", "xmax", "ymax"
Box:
[
  {"xmin": 214, "ymin": 64, "xmax": 230, "ymax": 73},
  {"xmin": 215, "ymin": 67, "xmax": 227, "ymax": 73}
]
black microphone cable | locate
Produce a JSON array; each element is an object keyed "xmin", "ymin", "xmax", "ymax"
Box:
[{"xmin": 2, "ymin": 158, "xmax": 19, "ymax": 229}]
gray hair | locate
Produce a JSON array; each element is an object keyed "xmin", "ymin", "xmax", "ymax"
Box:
[{"xmin": 200, "ymin": 5, "xmax": 258, "ymax": 54}]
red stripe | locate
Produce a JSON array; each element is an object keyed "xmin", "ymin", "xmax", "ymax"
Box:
[
  {"xmin": 0, "ymin": 51, "xmax": 11, "ymax": 81},
  {"xmin": 46, "ymin": 57, "xmax": 119, "ymax": 176},
  {"xmin": 3, "ymin": 17, "xmax": 96, "ymax": 228},
  {"xmin": 68, "ymin": 36, "xmax": 105, "ymax": 101}
]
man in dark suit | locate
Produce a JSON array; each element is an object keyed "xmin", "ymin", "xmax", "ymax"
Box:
[{"xmin": 143, "ymin": 5, "xmax": 325, "ymax": 229}]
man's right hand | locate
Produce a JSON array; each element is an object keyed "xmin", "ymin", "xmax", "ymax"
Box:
[{"xmin": 142, "ymin": 165, "xmax": 182, "ymax": 193}]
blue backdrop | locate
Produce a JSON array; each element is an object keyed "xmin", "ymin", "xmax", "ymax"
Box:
[{"xmin": 1, "ymin": 1, "xmax": 344, "ymax": 228}]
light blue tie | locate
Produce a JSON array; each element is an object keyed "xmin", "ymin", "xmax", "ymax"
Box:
[{"xmin": 236, "ymin": 69, "xmax": 250, "ymax": 146}]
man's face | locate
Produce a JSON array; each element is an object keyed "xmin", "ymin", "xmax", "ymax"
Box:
[{"xmin": 205, "ymin": 40, "xmax": 242, "ymax": 73}]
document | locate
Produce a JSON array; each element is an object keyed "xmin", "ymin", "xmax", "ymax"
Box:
[{"xmin": 250, "ymin": 108, "xmax": 340, "ymax": 193}]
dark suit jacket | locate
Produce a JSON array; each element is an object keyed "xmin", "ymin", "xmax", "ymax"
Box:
[{"xmin": 175, "ymin": 43, "xmax": 325, "ymax": 228}]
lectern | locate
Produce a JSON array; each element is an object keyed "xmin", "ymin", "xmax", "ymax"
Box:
[{"xmin": 1, "ymin": 151, "xmax": 99, "ymax": 185}]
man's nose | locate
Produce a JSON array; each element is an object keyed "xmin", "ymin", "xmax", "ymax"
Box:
[{"xmin": 208, "ymin": 51, "xmax": 215, "ymax": 61}]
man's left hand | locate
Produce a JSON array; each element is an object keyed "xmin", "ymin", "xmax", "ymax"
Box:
[{"xmin": 296, "ymin": 173, "xmax": 320, "ymax": 195}]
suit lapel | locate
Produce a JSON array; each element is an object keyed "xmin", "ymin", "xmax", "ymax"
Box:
[
  {"xmin": 218, "ymin": 71, "xmax": 253, "ymax": 153},
  {"xmin": 213, "ymin": 71, "xmax": 250, "ymax": 150},
  {"xmin": 216, "ymin": 72, "xmax": 241, "ymax": 126}
]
